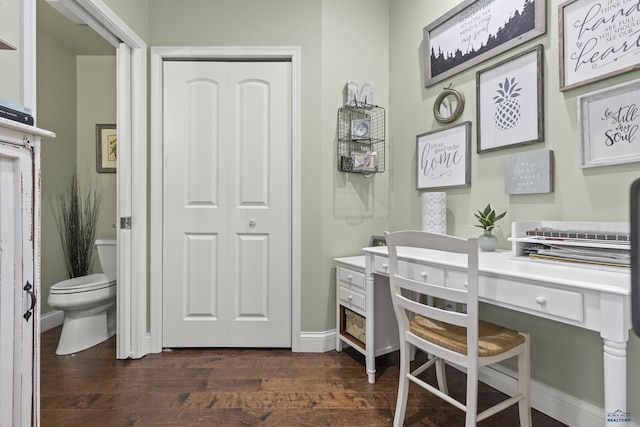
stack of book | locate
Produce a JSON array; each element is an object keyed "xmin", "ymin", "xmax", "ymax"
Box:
[
  {"xmin": 521, "ymin": 228, "xmax": 630, "ymax": 267},
  {"xmin": 0, "ymin": 98, "xmax": 33, "ymax": 126}
]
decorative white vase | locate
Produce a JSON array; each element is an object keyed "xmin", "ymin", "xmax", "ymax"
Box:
[{"xmin": 478, "ymin": 230, "xmax": 498, "ymax": 252}]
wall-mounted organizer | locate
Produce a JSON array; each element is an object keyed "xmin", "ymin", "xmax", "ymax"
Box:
[{"xmin": 337, "ymin": 102, "xmax": 385, "ymax": 176}]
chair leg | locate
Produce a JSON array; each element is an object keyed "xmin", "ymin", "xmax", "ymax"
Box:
[
  {"xmin": 435, "ymin": 358, "xmax": 449, "ymax": 394},
  {"xmin": 393, "ymin": 340, "xmax": 411, "ymax": 427},
  {"xmin": 518, "ymin": 333, "xmax": 532, "ymax": 427},
  {"xmin": 465, "ymin": 362, "xmax": 478, "ymax": 427}
]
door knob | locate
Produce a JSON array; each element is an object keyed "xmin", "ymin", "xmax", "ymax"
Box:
[{"xmin": 249, "ymin": 218, "xmax": 256, "ymax": 227}]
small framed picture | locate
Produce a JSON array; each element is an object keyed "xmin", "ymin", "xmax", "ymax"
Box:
[
  {"xmin": 369, "ymin": 235, "xmax": 386, "ymax": 247},
  {"xmin": 96, "ymin": 123, "xmax": 117, "ymax": 173},
  {"xmin": 578, "ymin": 79, "xmax": 640, "ymax": 168},
  {"xmin": 416, "ymin": 122, "xmax": 471, "ymax": 190},
  {"xmin": 352, "ymin": 150, "xmax": 377, "ymax": 172},
  {"xmin": 476, "ymin": 45, "xmax": 544, "ymax": 153},
  {"xmin": 351, "ymin": 119, "xmax": 371, "ymax": 140}
]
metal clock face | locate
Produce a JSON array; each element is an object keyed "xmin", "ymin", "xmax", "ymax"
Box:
[{"xmin": 351, "ymin": 119, "xmax": 371, "ymax": 139}]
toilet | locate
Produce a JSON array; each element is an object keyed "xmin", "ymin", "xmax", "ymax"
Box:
[{"xmin": 48, "ymin": 237, "xmax": 117, "ymax": 355}]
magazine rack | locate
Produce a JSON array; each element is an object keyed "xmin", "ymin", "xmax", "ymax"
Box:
[{"xmin": 509, "ymin": 221, "xmax": 630, "ymax": 269}]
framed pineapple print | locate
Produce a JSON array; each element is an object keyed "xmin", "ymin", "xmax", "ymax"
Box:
[{"xmin": 476, "ymin": 45, "xmax": 544, "ymax": 153}]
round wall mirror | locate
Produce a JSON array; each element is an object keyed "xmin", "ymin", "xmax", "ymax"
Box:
[{"xmin": 434, "ymin": 86, "xmax": 464, "ymax": 124}]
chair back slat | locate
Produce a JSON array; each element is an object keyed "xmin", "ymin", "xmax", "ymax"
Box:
[
  {"xmin": 392, "ymin": 274, "xmax": 468, "ymax": 305},
  {"xmin": 394, "ymin": 294, "xmax": 468, "ymax": 328},
  {"xmin": 385, "ymin": 230, "xmax": 479, "ymax": 353}
]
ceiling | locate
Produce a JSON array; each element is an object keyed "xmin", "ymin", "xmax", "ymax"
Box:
[{"xmin": 37, "ymin": 0, "xmax": 115, "ymax": 55}]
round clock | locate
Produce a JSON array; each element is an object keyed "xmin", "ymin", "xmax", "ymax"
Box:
[{"xmin": 434, "ymin": 85, "xmax": 465, "ymax": 124}]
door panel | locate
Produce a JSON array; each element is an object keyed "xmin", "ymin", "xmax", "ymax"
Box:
[{"xmin": 163, "ymin": 61, "xmax": 291, "ymax": 348}]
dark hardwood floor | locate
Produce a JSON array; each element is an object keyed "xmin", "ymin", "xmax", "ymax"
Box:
[{"xmin": 41, "ymin": 326, "xmax": 567, "ymax": 426}]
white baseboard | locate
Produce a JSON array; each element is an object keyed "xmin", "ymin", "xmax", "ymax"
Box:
[
  {"xmin": 478, "ymin": 364, "xmax": 639, "ymax": 427},
  {"xmin": 301, "ymin": 330, "xmax": 637, "ymax": 427},
  {"xmin": 41, "ymin": 310, "xmax": 64, "ymax": 332},
  {"xmin": 297, "ymin": 329, "xmax": 337, "ymax": 353}
]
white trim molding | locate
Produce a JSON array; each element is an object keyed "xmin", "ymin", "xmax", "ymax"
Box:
[
  {"xmin": 149, "ymin": 46, "xmax": 302, "ymax": 353},
  {"xmin": 40, "ymin": 311, "xmax": 64, "ymax": 332},
  {"xmin": 477, "ymin": 364, "xmax": 638, "ymax": 427},
  {"xmin": 298, "ymin": 330, "xmax": 338, "ymax": 353}
]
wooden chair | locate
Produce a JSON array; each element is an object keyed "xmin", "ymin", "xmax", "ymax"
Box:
[{"xmin": 385, "ymin": 230, "xmax": 531, "ymax": 427}]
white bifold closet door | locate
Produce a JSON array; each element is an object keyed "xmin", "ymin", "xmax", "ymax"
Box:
[{"xmin": 162, "ymin": 61, "xmax": 292, "ymax": 348}]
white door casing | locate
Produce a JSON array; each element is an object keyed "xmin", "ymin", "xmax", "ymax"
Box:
[
  {"xmin": 42, "ymin": 0, "xmax": 148, "ymax": 359},
  {"xmin": 162, "ymin": 61, "xmax": 291, "ymax": 347},
  {"xmin": 150, "ymin": 46, "xmax": 302, "ymax": 353}
]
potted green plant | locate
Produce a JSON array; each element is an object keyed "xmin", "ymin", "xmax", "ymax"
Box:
[{"xmin": 473, "ymin": 203, "xmax": 506, "ymax": 251}]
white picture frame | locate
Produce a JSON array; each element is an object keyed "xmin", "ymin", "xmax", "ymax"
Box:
[
  {"xmin": 416, "ymin": 122, "xmax": 471, "ymax": 190},
  {"xmin": 559, "ymin": 0, "xmax": 640, "ymax": 91},
  {"xmin": 476, "ymin": 45, "xmax": 544, "ymax": 153},
  {"xmin": 578, "ymin": 79, "xmax": 640, "ymax": 168}
]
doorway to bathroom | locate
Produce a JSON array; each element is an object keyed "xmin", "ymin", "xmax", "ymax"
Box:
[{"xmin": 159, "ymin": 58, "xmax": 293, "ymax": 348}]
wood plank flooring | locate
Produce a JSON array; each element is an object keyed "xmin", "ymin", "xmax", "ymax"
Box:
[{"xmin": 41, "ymin": 326, "xmax": 567, "ymax": 426}]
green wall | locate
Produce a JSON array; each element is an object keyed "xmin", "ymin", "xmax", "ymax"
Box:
[
  {"xmin": 37, "ymin": 28, "xmax": 79, "ymax": 313},
  {"xmin": 37, "ymin": 38, "xmax": 117, "ymax": 313},
  {"xmin": 0, "ymin": 0, "xmax": 21, "ymax": 103},
  {"xmin": 32, "ymin": 0, "xmax": 640, "ymax": 419},
  {"xmin": 388, "ymin": 0, "xmax": 639, "ymax": 415},
  {"xmin": 147, "ymin": 0, "xmax": 392, "ymax": 331}
]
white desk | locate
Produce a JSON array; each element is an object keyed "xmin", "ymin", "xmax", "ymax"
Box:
[{"xmin": 357, "ymin": 246, "xmax": 631, "ymax": 427}]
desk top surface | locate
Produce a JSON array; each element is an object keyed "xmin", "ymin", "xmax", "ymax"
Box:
[{"xmin": 363, "ymin": 246, "xmax": 630, "ymax": 296}]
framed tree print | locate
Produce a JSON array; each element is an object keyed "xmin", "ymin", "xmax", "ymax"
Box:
[
  {"xmin": 423, "ymin": 0, "xmax": 546, "ymax": 87},
  {"xmin": 476, "ymin": 45, "xmax": 544, "ymax": 153},
  {"xmin": 416, "ymin": 121, "xmax": 471, "ymax": 190}
]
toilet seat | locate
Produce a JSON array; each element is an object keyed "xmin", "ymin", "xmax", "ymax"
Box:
[{"xmin": 50, "ymin": 273, "xmax": 116, "ymax": 294}]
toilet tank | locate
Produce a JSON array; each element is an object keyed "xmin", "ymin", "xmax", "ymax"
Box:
[{"xmin": 95, "ymin": 237, "xmax": 117, "ymax": 274}]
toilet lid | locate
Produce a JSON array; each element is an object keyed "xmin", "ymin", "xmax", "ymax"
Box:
[{"xmin": 50, "ymin": 273, "xmax": 116, "ymax": 294}]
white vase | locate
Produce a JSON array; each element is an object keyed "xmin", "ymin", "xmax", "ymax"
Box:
[{"xmin": 478, "ymin": 230, "xmax": 498, "ymax": 252}]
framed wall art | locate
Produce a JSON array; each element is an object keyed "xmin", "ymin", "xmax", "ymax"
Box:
[
  {"xmin": 578, "ymin": 79, "xmax": 640, "ymax": 168},
  {"xmin": 416, "ymin": 121, "xmax": 471, "ymax": 191},
  {"xmin": 423, "ymin": 0, "xmax": 546, "ymax": 87},
  {"xmin": 476, "ymin": 45, "xmax": 544, "ymax": 153},
  {"xmin": 560, "ymin": 0, "xmax": 640, "ymax": 91},
  {"xmin": 96, "ymin": 123, "xmax": 117, "ymax": 173}
]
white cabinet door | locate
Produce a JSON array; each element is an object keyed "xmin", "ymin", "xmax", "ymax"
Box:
[
  {"xmin": 162, "ymin": 61, "xmax": 292, "ymax": 348},
  {"xmin": 0, "ymin": 140, "xmax": 34, "ymax": 427}
]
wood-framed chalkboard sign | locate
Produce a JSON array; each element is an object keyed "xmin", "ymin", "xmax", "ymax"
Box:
[{"xmin": 560, "ymin": 0, "xmax": 640, "ymax": 91}]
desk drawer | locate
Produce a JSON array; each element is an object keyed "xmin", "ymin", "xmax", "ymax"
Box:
[
  {"xmin": 373, "ymin": 256, "xmax": 390, "ymax": 275},
  {"xmin": 481, "ymin": 276, "xmax": 584, "ymax": 323},
  {"xmin": 398, "ymin": 260, "xmax": 446, "ymax": 286},
  {"xmin": 339, "ymin": 285, "xmax": 366, "ymax": 313},
  {"xmin": 337, "ymin": 266, "xmax": 365, "ymax": 290}
]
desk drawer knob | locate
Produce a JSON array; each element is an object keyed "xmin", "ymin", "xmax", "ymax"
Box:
[
  {"xmin": 535, "ymin": 296, "xmax": 547, "ymax": 305},
  {"xmin": 347, "ymin": 274, "xmax": 353, "ymax": 281},
  {"xmin": 347, "ymin": 295, "xmax": 353, "ymax": 301},
  {"xmin": 420, "ymin": 272, "xmax": 427, "ymax": 279},
  {"xmin": 382, "ymin": 263, "xmax": 388, "ymax": 270},
  {"xmin": 464, "ymin": 281, "xmax": 468, "ymax": 288}
]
